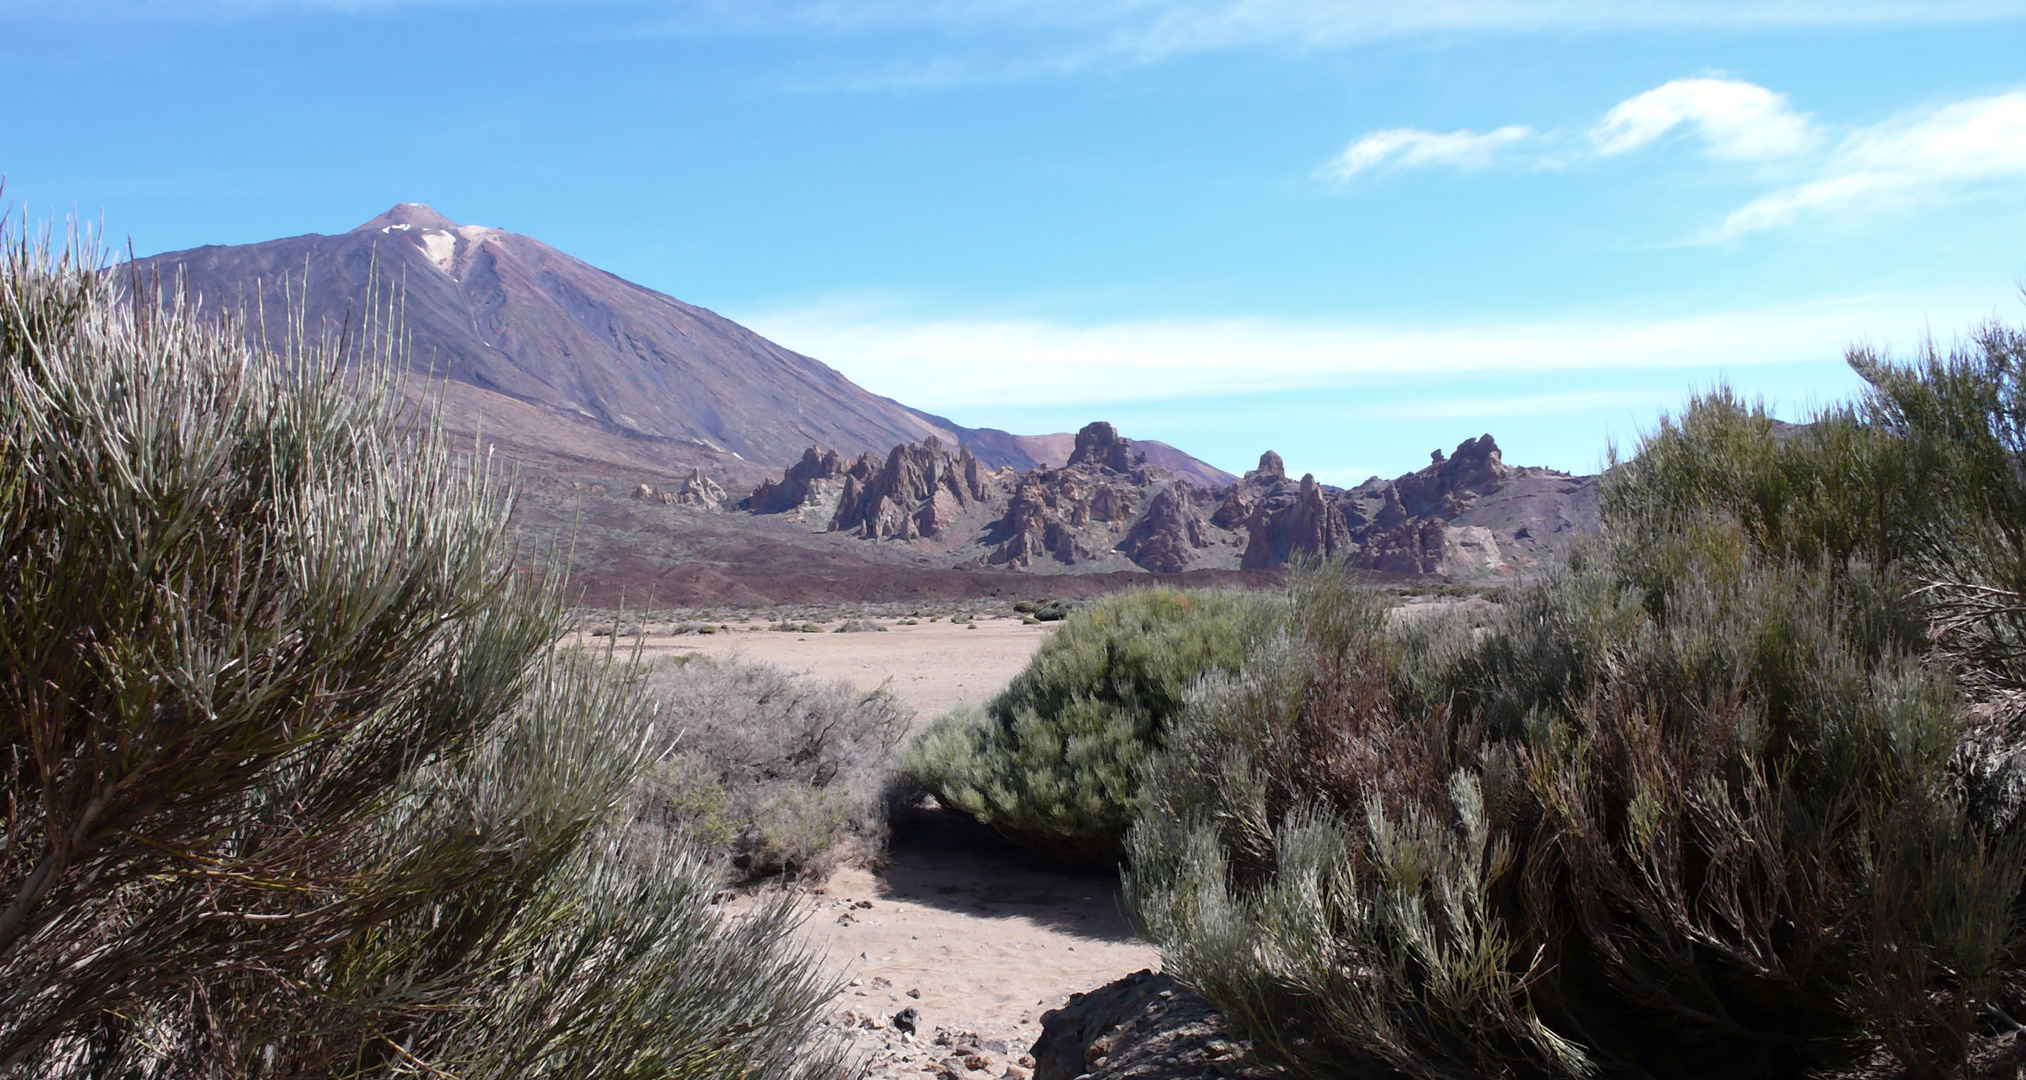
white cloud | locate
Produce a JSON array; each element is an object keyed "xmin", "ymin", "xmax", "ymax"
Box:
[
  {"xmin": 1720, "ymin": 91, "xmax": 2026, "ymax": 236},
  {"xmin": 1591, "ymin": 78, "xmax": 1817, "ymax": 160},
  {"xmin": 734, "ymin": 289, "xmax": 2006, "ymax": 411},
  {"xmin": 1324, "ymin": 125, "xmax": 1533, "ymax": 179},
  {"xmin": 1327, "ymin": 76, "xmax": 1813, "ymax": 181}
]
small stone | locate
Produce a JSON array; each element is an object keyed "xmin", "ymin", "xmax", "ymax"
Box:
[
  {"xmin": 907, "ymin": 988, "xmax": 922, "ymax": 999},
  {"xmin": 1000, "ymin": 1068, "xmax": 1031, "ymax": 1080},
  {"xmin": 962, "ymin": 1054, "xmax": 990, "ymax": 1071},
  {"xmin": 1017, "ymin": 1054, "xmax": 1035, "ymax": 1068},
  {"xmin": 856, "ymin": 899, "xmax": 875, "ymax": 909},
  {"xmin": 893, "ymin": 1007, "xmax": 920, "ymax": 1035}
]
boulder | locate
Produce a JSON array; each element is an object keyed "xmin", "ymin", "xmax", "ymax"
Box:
[
  {"xmin": 1067, "ymin": 421, "xmax": 1137, "ymax": 473},
  {"xmin": 1033, "ymin": 971, "xmax": 1268, "ymax": 1080}
]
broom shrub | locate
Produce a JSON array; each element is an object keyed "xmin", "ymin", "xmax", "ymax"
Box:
[
  {"xmin": 906, "ymin": 585, "xmax": 1280, "ymax": 856},
  {"xmin": 1129, "ymin": 328, "xmax": 2026, "ymax": 1078},
  {"xmin": 0, "ymin": 219, "xmax": 847, "ymax": 1079}
]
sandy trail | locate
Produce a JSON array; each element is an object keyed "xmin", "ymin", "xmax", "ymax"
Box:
[{"xmin": 654, "ymin": 614, "xmax": 1159, "ymax": 1078}]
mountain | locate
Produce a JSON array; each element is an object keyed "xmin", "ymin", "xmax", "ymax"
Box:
[{"xmin": 129, "ymin": 203, "xmax": 1232, "ymax": 485}]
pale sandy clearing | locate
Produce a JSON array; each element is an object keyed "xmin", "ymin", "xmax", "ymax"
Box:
[
  {"xmin": 665, "ymin": 614, "xmax": 1157, "ymax": 1078},
  {"xmin": 636, "ymin": 616, "xmax": 1055, "ymax": 724}
]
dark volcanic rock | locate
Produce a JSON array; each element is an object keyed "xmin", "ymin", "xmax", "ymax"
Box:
[
  {"xmin": 828, "ymin": 437, "xmax": 992, "ymax": 541},
  {"xmin": 1240, "ymin": 472, "xmax": 1353, "ymax": 570},
  {"xmin": 1034, "ymin": 971, "xmax": 1274, "ymax": 1080},
  {"xmin": 1067, "ymin": 421, "xmax": 1140, "ymax": 473},
  {"xmin": 743, "ymin": 446, "xmax": 848, "ymax": 513},
  {"xmin": 742, "ymin": 428, "xmax": 1595, "ymax": 581},
  {"xmin": 1117, "ymin": 487, "xmax": 1210, "ymax": 573},
  {"xmin": 1249, "ymin": 450, "xmax": 1285, "ymax": 482}
]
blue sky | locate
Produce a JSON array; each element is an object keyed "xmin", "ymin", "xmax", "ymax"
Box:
[{"xmin": 6, "ymin": 1, "xmax": 2026, "ymax": 481}]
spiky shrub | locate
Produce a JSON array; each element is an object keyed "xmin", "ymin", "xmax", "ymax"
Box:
[
  {"xmin": 0, "ymin": 223, "xmax": 847, "ymax": 1080},
  {"xmin": 906, "ymin": 586, "xmax": 1280, "ymax": 856},
  {"xmin": 1131, "ymin": 534, "xmax": 2018, "ymax": 1079},
  {"xmin": 630, "ymin": 655, "xmax": 909, "ymax": 879}
]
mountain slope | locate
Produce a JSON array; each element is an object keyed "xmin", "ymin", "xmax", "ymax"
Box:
[
  {"xmin": 132, "ymin": 203, "xmax": 1234, "ymax": 488},
  {"xmin": 133, "ymin": 203, "xmax": 971, "ymax": 467}
]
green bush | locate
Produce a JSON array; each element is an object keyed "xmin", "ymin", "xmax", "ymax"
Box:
[
  {"xmin": 0, "ymin": 224, "xmax": 846, "ymax": 1079},
  {"xmin": 906, "ymin": 586, "xmax": 1280, "ymax": 856},
  {"xmin": 1130, "ymin": 546, "xmax": 2016, "ymax": 1080}
]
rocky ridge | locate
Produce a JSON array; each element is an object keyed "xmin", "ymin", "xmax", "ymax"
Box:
[{"xmin": 741, "ymin": 423, "xmax": 1596, "ymax": 580}]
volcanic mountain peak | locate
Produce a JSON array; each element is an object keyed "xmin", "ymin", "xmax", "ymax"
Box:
[
  {"xmin": 351, "ymin": 202, "xmax": 465, "ymax": 233},
  {"xmin": 132, "ymin": 208, "xmax": 1236, "ymax": 487}
]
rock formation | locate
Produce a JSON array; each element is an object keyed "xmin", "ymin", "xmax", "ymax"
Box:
[
  {"xmin": 829, "ymin": 437, "xmax": 993, "ymax": 542},
  {"xmin": 632, "ymin": 467, "xmax": 730, "ymax": 509},
  {"xmin": 743, "ymin": 447, "xmax": 849, "ymax": 514},
  {"xmin": 742, "ymin": 425, "xmax": 1595, "ymax": 580}
]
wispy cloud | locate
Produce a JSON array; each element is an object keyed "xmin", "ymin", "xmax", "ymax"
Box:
[
  {"xmin": 1719, "ymin": 91, "xmax": 2026, "ymax": 236},
  {"xmin": 28, "ymin": 0, "xmax": 2026, "ymax": 44},
  {"xmin": 1590, "ymin": 78, "xmax": 1817, "ymax": 160},
  {"xmin": 1323, "ymin": 125, "xmax": 1533, "ymax": 180},
  {"xmin": 734, "ymin": 288, "xmax": 2004, "ymax": 411},
  {"xmin": 1325, "ymin": 76, "xmax": 1812, "ymax": 184},
  {"xmin": 1326, "ymin": 77, "xmax": 2026, "ymax": 239}
]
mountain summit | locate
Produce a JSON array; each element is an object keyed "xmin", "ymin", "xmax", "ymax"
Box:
[
  {"xmin": 134, "ymin": 203, "xmax": 991, "ymax": 470},
  {"xmin": 133, "ymin": 204, "xmax": 1232, "ymax": 490},
  {"xmin": 351, "ymin": 202, "xmax": 462, "ymax": 233}
]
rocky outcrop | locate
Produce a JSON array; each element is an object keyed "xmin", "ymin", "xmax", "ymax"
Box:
[
  {"xmin": 829, "ymin": 437, "xmax": 992, "ymax": 542},
  {"xmin": 742, "ymin": 447, "xmax": 848, "ymax": 513},
  {"xmin": 1116, "ymin": 487, "xmax": 1210, "ymax": 573},
  {"xmin": 1239, "ymin": 472, "xmax": 1353, "ymax": 570},
  {"xmin": 1066, "ymin": 421, "xmax": 1142, "ymax": 473},
  {"xmin": 1393, "ymin": 433, "xmax": 1512, "ymax": 518},
  {"xmin": 978, "ymin": 426, "xmax": 1193, "ymax": 571},
  {"xmin": 633, "ymin": 466, "xmax": 730, "ymax": 509},
  {"xmin": 742, "ymin": 426, "xmax": 1593, "ymax": 580}
]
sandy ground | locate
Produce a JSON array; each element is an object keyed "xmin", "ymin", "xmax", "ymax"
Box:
[
  {"xmin": 794, "ymin": 814, "xmax": 1160, "ymax": 1079},
  {"xmin": 667, "ymin": 614, "xmax": 1160, "ymax": 1079},
  {"xmin": 637, "ymin": 615, "xmax": 1055, "ymax": 724}
]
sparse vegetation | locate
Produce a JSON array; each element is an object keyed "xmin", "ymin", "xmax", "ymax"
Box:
[
  {"xmin": 1126, "ymin": 330, "xmax": 2026, "ymax": 1080},
  {"xmin": 906, "ymin": 586, "xmax": 1281, "ymax": 857},
  {"xmin": 630, "ymin": 656, "xmax": 909, "ymax": 879},
  {"xmin": 0, "ymin": 222, "xmax": 846, "ymax": 1078}
]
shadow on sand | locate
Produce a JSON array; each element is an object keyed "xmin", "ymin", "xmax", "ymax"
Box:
[{"xmin": 877, "ymin": 803, "xmax": 1142, "ymax": 944}]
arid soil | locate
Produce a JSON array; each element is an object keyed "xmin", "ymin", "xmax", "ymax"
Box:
[
  {"xmin": 682, "ymin": 615, "xmax": 1163, "ymax": 1079},
  {"xmin": 641, "ymin": 615, "xmax": 1053, "ymax": 722},
  {"xmin": 794, "ymin": 813, "xmax": 1160, "ymax": 1080}
]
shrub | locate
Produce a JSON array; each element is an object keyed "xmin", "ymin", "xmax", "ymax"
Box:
[
  {"xmin": 0, "ymin": 223, "xmax": 846, "ymax": 1079},
  {"xmin": 630, "ymin": 656, "xmax": 909, "ymax": 879},
  {"xmin": 906, "ymin": 586, "xmax": 1280, "ymax": 856},
  {"xmin": 1130, "ymin": 546, "xmax": 2016, "ymax": 1080}
]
